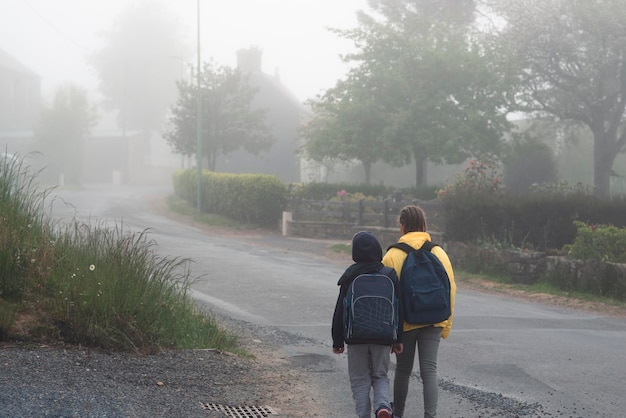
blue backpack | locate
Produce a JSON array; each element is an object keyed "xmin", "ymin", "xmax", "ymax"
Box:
[
  {"xmin": 387, "ymin": 242, "xmax": 451, "ymax": 325},
  {"xmin": 343, "ymin": 266, "xmax": 399, "ymax": 345}
]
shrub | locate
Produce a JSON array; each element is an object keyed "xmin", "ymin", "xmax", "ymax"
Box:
[
  {"xmin": 438, "ymin": 158, "xmax": 505, "ymax": 201},
  {"xmin": 290, "ymin": 182, "xmax": 391, "ymax": 200},
  {"xmin": 173, "ymin": 170, "xmax": 287, "ymax": 227},
  {"xmin": 564, "ymin": 221, "xmax": 626, "ymax": 263}
]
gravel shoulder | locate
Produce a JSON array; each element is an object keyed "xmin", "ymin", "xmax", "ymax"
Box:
[{"xmin": 0, "ymin": 305, "xmax": 321, "ymax": 418}]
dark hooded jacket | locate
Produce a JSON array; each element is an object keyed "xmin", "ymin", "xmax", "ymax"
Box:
[{"xmin": 331, "ymin": 231, "xmax": 403, "ymax": 348}]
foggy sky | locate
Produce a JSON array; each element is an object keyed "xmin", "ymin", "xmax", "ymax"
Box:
[{"xmin": 0, "ymin": 0, "xmax": 366, "ymax": 103}]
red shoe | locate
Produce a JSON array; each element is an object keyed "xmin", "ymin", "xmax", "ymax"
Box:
[{"xmin": 377, "ymin": 408, "xmax": 392, "ymax": 418}]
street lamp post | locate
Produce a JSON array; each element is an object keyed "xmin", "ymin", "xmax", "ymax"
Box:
[{"xmin": 196, "ymin": 0, "xmax": 202, "ymax": 215}]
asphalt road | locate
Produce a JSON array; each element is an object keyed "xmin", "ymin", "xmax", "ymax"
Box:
[{"xmin": 49, "ymin": 184, "xmax": 626, "ymax": 418}]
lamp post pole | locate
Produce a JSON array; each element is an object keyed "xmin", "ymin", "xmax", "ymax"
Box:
[{"xmin": 196, "ymin": 0, "xmax": 202, "ymax": 215}]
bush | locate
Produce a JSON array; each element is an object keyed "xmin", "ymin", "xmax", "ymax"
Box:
[
  {"xmin": 439, "ymin": 160, "xmax": 626, "ymax": 250},
  {"xmin": 564, "ymin": 221, "xmax": 626, "ymax": 263},
  {"xmin": 289, "ymin": 182, "xmax": 392, "ymax": 200},
  {"xmin": 173, "ymin": 170, "xmax": 287, "ymax": 227}
]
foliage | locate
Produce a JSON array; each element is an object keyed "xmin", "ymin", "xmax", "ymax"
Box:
[
  {"xmin": 288, "ymin": 182, "xmax": 392, "ymax": 200},
  {"xmin": 327, "ymin": 0, "xmax": 511, "ymax": 186},
  {"xmin": 165, "ymin": 61, "xmax": 273, "ymax": 171},
  {"xmin": 0, "ymin": 158, "xmax": 238, "ymax": 353},
  {"xmin": 398, "ymin": 185, "xmax": 441, "ymax": 201},
  {"xmin": 440, "ymin": 160, "xmax": 626, "ymax": 250},
  {"xmin": 502, "ymin": 135, "xmax": 558, "ymax": 194},
  {"xmin": 173, "ymin": 170, "xmax": 287, "ymax": 227},
  {"xmin": 0, "ymin": 155, "xmax": 50, "ymax": 300},
  {"xmin": 330, "ymin": 190, "xmax": 377, "ymax": 204},
  {"xmin": 439, "ymin": 160, "xmax": 565, "ymax": 249},
  {"xmin": 437, "ymin": 159, "xmax": 504, "ymax": 201},
  {"xmin": 490, "ymin": 0, "xmax": 626, "ymax": 197},
  {"xmin": 89, "ymin": 1, "xmax": 189, "ymax": 131},
  {"xmin": 299, "ymin": 66, "xmax": 391, "ymax": 185},
  {"xmin": 564, "ymin": 221, "xmax": 626, "ymax": 263},
  {"xmin": 528, "ymin": 180, "xmax": 594, "ymax": 197},
  {"xmin": 35, "ymin": 84, "xmax": 96, "ymax": 185}
]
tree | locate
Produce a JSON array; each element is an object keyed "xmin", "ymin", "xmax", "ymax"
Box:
[
  {"xmin": 300, "ymin": 67, "xmax": 390, "ymax": 184},
  {"xmin": 491, "ymin": 0, "xmax": 626, "ymax": 198},
  {"xmin": 502, "ymin": 134, "xmax": 558, "ymax": 194},
  {"xmin": 90, "ymin": 1, "xmax": 189, "ymax": 132},
  {"xmin": 164, "ymin": 61, "xmax": 273, "ymax": 171},
  {"xmin": 36, "ymin": 84, "xmax": 96, "ymax": 185},
  {"xmin": 330, "ymin": 0, "xmax": 510, "ymax": 186}
]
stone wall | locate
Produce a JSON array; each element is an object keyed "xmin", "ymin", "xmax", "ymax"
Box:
[
  {"xmin": 445, "ymin": 241, "xmax": 626, "ymax": 299},
  {"xmin": 444, "ymin": 242, "xmax": 549, "ymax": 284}
]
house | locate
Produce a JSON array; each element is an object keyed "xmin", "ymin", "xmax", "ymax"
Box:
[
  {"xmin": 0, "ymin": 49, "xmax": 40, "ymax": 133},
  {"xmin": 0, "ymin": 49, "xmax": 40, "ymax": 158},
  {"xmin": 215, "ymin": 47, "xmax": 309, "ymax": 184}
]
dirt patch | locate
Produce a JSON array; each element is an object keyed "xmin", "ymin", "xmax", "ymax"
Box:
[{"xmin": 246, "ymin": 342, "xmax": 321, "ymax": 416}]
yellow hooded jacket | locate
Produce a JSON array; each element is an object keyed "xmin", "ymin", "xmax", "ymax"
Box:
[{"xmin": 382, "ymin": 231, "xmax": 456, "ymax": 339}]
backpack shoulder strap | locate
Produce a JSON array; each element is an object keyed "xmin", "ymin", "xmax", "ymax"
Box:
[
  {"xmin": 387, "ymin": 241, "xmax": 438, "ymax": 253},
  {"xmin": 420, "ymin": 241, "xmax": 438, "ymax": 252},
  {"xmin": 387, "ymin": 242, "xmax": 415, "ymax": 254}
]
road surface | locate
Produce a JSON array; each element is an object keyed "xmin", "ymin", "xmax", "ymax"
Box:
[{"xmin": 49, "ymin": 184, "xmax": 626, "ymax": 417}]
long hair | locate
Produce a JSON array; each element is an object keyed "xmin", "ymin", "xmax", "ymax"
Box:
[{"xmin": 399, "ymin": 205, "xmax": 427, "ymax": 233}]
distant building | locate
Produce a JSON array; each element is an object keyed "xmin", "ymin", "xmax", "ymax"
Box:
[
  {"xmin": 0, "ymin": 50, "xmax": 40, "ymax": 133},
  {"xmin": 0, "ymin": 49, "xmax": 40, "ymax": 158},
  {"xmin": 215, "ymin": 46, "xmax": 309, "ymax": 183},
  {"xmin": 0, "ymin": 47, "xmax": 311, "ymax": 187}
]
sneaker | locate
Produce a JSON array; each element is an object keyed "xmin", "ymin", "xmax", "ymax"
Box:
[{"xmin": 376, "ymin": 408, "xmax": 392, "ymax": 418}]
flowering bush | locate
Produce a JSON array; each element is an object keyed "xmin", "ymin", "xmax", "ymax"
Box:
[{"xmin": 437, "ymin": 159, "xmax": 504, "ymax": 200}]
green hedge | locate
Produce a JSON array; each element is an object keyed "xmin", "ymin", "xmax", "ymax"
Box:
[
  {"xmin": 442, "ymin": 191, "xmax": 626, "ymax": 251},
  {"xmin": 173, "ymin": 170, "xmax": 287, "ymax": 227}
]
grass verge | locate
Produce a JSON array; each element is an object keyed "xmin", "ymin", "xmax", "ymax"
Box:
[{"xmin": 0, "ymin": 155, "xmax": 240, "ymax": 354}]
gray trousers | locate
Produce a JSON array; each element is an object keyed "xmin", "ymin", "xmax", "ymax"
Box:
[
  {"xmin": 393, "ymin": 326, "xmax": 441, "ymax": 418},
  {"xmin": 347, "ymin": 344, "xmax": 392, "ymax": 418}
]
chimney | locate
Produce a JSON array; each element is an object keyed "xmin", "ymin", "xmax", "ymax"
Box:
[{"xmin": 236, "ymin": 46, "xmax": 262, "ymax": 74}]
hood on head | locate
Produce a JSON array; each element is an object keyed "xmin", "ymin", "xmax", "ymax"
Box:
[{"xmin": 352, "ymin": 231, "xmax": 382, "ymax": 262}]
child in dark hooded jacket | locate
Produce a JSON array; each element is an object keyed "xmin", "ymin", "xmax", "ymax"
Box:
[{"xmin": 332, "ymin": 231, "xmax": 403, "ymax": 418}]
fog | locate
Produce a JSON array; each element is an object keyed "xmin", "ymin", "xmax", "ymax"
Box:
[
  {"xmin": 1, "ymin": 0, "xmax": 366, "ymax": 103},
  {"xmin": 0, "ymin": 0, "xmax": 373, "ymax": 186}
]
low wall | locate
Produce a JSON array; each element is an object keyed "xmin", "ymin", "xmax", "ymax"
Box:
[
  {"xmin": 282, "ymin": 213, "xmax": 443, "ymax": 250},
  {"xmin": 445, "ymin": 242, "xmax": 549, "ymax": 284},
  {"xmin": 445, "ymin": 241, "xmax": 626, "ymax": 299}
]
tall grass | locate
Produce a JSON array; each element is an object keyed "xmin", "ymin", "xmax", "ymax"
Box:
[{"xmin": 0, "ymin": 154, "xmax": 238, "ymax": 353}]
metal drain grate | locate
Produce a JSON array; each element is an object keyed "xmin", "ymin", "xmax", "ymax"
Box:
[{"xmin": 200, "ymin": 402, "xmax": 276, "ymax": 417}]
